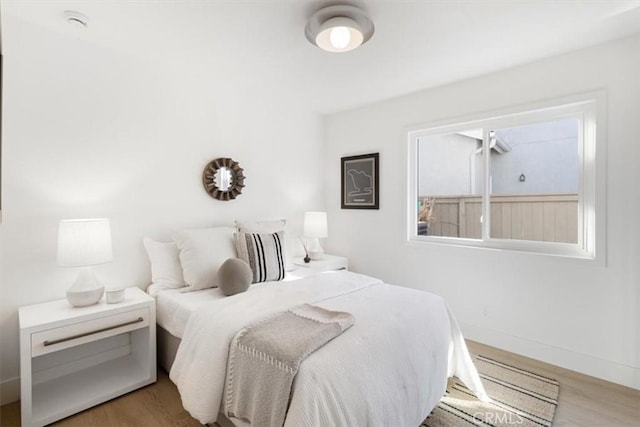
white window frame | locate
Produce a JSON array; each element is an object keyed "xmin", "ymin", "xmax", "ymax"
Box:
[{"xmin": 406, "ymin": 92, "xmax": 605, "ymax": 261}]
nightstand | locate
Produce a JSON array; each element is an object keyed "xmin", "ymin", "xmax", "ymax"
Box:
[
  {"xmin": 19, "ymin": 287, "xmax": 156, "ymax": 427},
  {"xmin": 293, "ymin": 254, "xmax": 348, "ymax": 272}
]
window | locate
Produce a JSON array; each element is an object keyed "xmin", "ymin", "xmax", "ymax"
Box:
[{"xmin": 408, "ymin": 97, "xmax": 602, "ymax": 259}]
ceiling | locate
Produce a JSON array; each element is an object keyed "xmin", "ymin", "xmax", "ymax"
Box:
[{"xmin": 3, "ymin": 0, "xmax": 640, "ymax": 114}]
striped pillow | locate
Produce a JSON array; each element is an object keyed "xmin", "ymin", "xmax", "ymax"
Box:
[{"xmin": 234, "ymin": 231, "xmax": 286, "ymax": 283}]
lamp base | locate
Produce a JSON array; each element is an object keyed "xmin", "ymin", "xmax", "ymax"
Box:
[
  {"xmin": 306, "ymin": 237, "xmax": 325, "ymax": 260},
  {"xmin": 308, "ymin": 251, "xmax": 324, "ymax": 260},
  {"xmin": 67, "ymin": 267, "xmax": 105, "ymax": 307}
]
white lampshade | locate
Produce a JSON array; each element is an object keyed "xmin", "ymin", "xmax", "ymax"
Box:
[
  {"xmin": 303, "ymin": 212, "xmax": 328, "ymax": 238},
  {"xmin": 57, "ymin": 218, "xmax": 113, "ymax": 267}
]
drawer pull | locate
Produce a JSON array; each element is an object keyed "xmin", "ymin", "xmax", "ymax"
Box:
[{"xmin": 43, "ymin": 317, "xmax": 144, "ymax": 347}]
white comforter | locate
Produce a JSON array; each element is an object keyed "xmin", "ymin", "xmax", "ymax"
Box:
[{"xmin": 170, "ymin": 271, "xmax": 487, "ymax": 426}]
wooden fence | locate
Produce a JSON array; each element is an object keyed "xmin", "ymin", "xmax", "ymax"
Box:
[{"xmin": 420, "ymin": 193, "xmax": 578, "ymax": 243}]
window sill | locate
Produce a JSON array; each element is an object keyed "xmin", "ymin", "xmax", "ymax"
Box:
[{"xmin": 406, "ymin": 235, "xmax": 598, "ymax": 262}]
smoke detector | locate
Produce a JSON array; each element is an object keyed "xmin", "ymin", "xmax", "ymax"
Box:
[{"xmin": 64, "ymin": 11, "xmax": 89, "ymax": 28}]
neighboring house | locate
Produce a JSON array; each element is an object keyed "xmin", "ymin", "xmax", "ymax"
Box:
[
  {"xmin": 417, "ymin": 119, "xmax": 580, "ymax": 242},
  {"xmin": 418, "ymin": 119, "xmax": 579, "ymax": 197}
]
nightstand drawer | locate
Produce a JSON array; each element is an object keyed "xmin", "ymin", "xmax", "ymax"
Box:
[{"xmin": 31, "ymin": 308, "xmax": 149, "ymax": 357}]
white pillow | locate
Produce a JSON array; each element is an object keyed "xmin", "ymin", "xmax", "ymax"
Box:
[
  {"xmin": 235, "ymin": 219, "xmax": 286, "ymax": 233},
  {"xmin": 173, "ymin": 227, "xmax": 237, "ymax": 292},
  {"xmin": 234, "ymin": 231, "xmax": 286, "ymax": 283},
  {"xmin": 143, "ymin": 238, "xmax": 185, "ymax": 292},
  {"xmin": 234, "ymin": 220, "xmax": 296, "ymax": 271}
]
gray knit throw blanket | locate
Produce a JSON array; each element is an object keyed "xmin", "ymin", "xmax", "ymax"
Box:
[{"xmin": 223, "ymin": 304, "xmax": 355, "ymax": 427}]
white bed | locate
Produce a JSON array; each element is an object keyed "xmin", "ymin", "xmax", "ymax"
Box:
[
  {"xmin": 149, "ymin": 270, "xmax": 487, "ymax": 427},
  {"xmin": 150, "ymin": 269, "xmax": 314, "ymax": 372}
]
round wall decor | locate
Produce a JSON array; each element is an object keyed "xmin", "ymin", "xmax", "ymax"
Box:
[{"xmin": 202, "ymin": 157, "xmax": 245, "ymax": 201}]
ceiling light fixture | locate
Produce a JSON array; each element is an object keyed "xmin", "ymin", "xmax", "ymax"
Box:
[{"xmin": 305, "ymin": 4, "xmax": 374, "ymax": 53}]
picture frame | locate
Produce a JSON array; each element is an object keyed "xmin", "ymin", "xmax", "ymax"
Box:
[{"xmin": 341, "ymin": 153, "xmax": 379, "ymax": 209}]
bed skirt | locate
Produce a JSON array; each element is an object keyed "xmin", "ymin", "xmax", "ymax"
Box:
[{"xmin": 157, "ymin": 325, "xmax": 181, "ymax": 372}]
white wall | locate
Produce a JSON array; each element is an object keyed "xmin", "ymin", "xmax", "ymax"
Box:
[
  {"xmin": 493, "ymin": 120, "xmax": 578, "ymax": 194},
  {"xmin": 325, "ymin": 36, "xmax": 640, "ymax": 389},
  {"xmin": 0, "ymin": 18, "xmax": 324, "ymax": 403},
  {"xmin": 418, "ymin": 134, "xmax": 478, "ymax": 196}
]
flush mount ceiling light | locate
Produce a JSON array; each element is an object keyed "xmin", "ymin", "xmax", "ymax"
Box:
[{"xmin": 305, "ymin": 4, "xmax": 374, "ymax": 53}]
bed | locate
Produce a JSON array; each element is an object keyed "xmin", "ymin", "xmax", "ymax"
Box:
[
  {"xmin": 148, "ymin": 269, "xmax": 314, "ymax": 373},
  {"xmin": 149, "ymin": 269, "xmax": 487, "ymax": 426}
]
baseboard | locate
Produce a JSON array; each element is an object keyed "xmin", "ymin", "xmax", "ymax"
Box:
[
  {"xmin": 461, "ymin": 322, "xmax": 640, "ymax": 390},
  {"xmin": 0, "ymin": 376, "xmax": 20, "ymax": 405}
]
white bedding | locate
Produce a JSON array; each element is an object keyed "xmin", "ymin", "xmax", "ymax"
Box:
[
  {"xmin": 170, "ymin": 271, "xmax": 488, "ymax": 426},
  {"xmin": 149, "ymin": 269, "xmax": 318, "ymax": 338},
  {"xmin": 153, "ymin": 287, "xmax": 226, "ymax": 338}
]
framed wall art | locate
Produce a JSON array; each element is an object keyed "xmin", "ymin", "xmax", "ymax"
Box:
[{"xmin": 341, "ymin": 153, "xmax": 379, "ymax": 209}]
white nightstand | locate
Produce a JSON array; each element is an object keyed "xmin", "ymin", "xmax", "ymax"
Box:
[
  {"xmin": 19, "ymin": 287, "xmax": 156, "ymax": 427},
  {"xmin": 293, "ymin": 254, "xmax": 348, "ymax": 272}
]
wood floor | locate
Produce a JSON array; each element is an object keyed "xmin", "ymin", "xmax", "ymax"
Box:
[
  {"xmin": 1, "ymin": 340, "xmax": 638, "ymax": 426},
  {"xmin": 466, "ymin": 341, "xmax": 640, "ymax": 427},
  {"xmin": 0, "ymin": 369, "xmax": 201, "ymax": 427}
]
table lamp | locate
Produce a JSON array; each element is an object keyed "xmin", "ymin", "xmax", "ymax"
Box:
[
  {"xmin": 303, "ymin": 212, "xmax": 328, "ymax": 260},
  {"xmin": 57, "ymin": 218, "xmax": 112, "ymax": 307}
]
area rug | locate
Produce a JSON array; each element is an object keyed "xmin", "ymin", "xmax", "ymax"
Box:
[{"xmin": 422, "ymin": 355, "xmax": 560, "ymax": 427}]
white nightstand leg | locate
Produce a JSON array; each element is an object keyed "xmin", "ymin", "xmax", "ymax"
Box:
[{"xmin": 20, "ymin": 329, "xmax": 33, "ymax": 426}]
